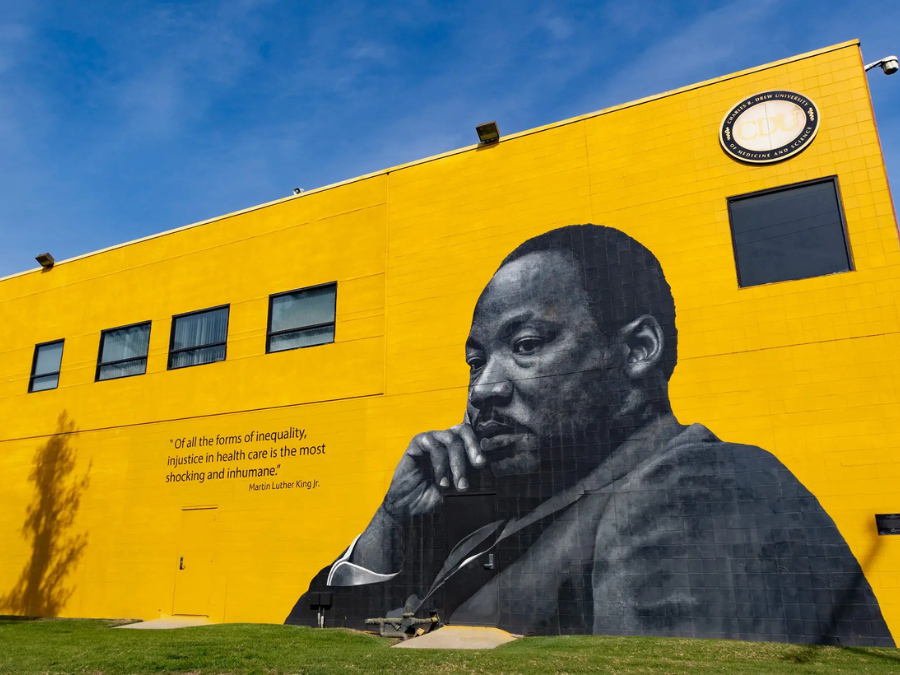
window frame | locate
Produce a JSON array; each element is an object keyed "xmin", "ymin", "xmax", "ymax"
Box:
[
  {"xmin": 726, "ymin": 175, "xmax": 854, "ymax": 289},
  {"xmin": 95, "ymin": 320, "xmax": 153, "ymax": 382},
  {"xmin": 28, "ymin": 338, "xmax": 65, "ymax": 393},
  {"xmin": 266, "ymin": 281, "xmax": 337, "ymax": 354},
  {"xmin": 167, "ymin": 304, "xmax": 231, "ymax": 370}
]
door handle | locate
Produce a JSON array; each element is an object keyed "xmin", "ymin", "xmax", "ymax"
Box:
[
  {"xmin": 179, "ymin": 556, "xmax": 185, "ymax": 570},
  {"xmin": 483, "ymin": 553, "xmax": 495, "ymax": 570}
]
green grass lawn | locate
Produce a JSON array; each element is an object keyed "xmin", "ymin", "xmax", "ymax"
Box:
[{"xmin": 2, "ymin": 618, "xmax": 899, "ymax": 674}]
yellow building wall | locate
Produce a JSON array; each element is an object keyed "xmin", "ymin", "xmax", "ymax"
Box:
[{"xmin": 1, "ymin": 40, "xmax": 899, "ymax": 637}]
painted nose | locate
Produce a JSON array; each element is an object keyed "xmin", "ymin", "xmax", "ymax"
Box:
[{"xmin": 469, "ymin": 360, "xmax": 514, "ymax": 410}]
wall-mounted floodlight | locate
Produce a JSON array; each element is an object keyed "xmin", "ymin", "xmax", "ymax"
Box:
[
  {"xmin": 293, "ymin": 187, "xmax": 305, "ymax": 195},
  {"xmin": 476, "ymin": 121, "xmax": 500, "ymax": 144},
  {"xmin": 35, "ymin": 252, "xmax": 55, "ymax": 269},
  {"xmin": 865, "ymin": 56, "xmax": 898, "ymax": 75}
]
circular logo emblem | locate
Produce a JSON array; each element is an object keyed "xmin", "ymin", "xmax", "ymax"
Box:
[{"xmin": 720, "ymin": 90, "xmax": 819, "ymax": 164}]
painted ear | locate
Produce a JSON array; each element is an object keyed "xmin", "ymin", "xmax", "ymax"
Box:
[{"xmin": 618, "ymin": 315, "xmax": 665, "ymax": 379}]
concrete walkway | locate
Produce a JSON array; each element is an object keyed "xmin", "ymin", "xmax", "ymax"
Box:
[
  {"xmin": 392, "ymin": 625, "xmax": 517, "ymax": 649},
  {"xmin": 115, "ymin": 616, "xmax": 212, "ymax": 630}
]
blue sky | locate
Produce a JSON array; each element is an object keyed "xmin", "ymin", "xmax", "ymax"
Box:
[{"xmin": 0, "ymin": 0, "xmax": 898, "ymax": 278}]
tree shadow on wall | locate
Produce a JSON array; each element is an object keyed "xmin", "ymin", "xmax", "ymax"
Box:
[
  {"xmin": 782, "ymin": 536, "xmax": 900, "ymax": 664},
  {"xmin": 1, "ymin": 412, "xmax": 91, "ymax": 617}
]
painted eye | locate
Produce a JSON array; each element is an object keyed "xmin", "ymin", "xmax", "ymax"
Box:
[
  {"xmin": 513, "ymin": 337, "xmax": 543, "ymax": 355},
  {"xmin": 467, "ymin": 356, "xmax": 485, "ymax": 372}
]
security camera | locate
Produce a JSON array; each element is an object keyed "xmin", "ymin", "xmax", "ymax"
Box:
[
  {"xmin": 865, "ymin": 55, "xmax": 898, "ymax": 75},
  {"xmin": 293, "ymin": 187, "xmax": 305, "ymax": 195}
]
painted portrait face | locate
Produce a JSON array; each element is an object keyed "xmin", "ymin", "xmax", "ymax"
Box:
[{"xmin": 465, "ymin": 251, "xmax": 626, "ymax": 476}]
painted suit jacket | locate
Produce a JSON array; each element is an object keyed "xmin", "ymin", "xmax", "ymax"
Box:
[{"xmin": 287, "ymin": 416, "xmax": 893, "ymax": 646}]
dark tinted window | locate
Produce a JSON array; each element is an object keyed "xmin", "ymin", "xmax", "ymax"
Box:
[
  {"xmin": 29, "ymin": 340, "xmax": 64, "ymax": 392},
  {"xmin": 97, "ymin": 322, "xmax": 151, "ymax": 381},
  {"xmin": 168, "ymin": 306, "xmax": 229, "ymax": 369},
  {"xmin": 728, "ymin": 177, "xmax": 851, "ymax": 288},
  {"xmin": 267, "ymin": 283, "xmax": 336, "ymax": 353}
]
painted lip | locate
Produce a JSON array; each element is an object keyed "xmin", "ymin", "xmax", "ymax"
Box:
[
  {"xmin": 476, "ymin": 419, "xmax": 517, "ymax": 439},
  {"xmin": 475, "ymin": 418, "xmax": 529, "ymax": 454}
]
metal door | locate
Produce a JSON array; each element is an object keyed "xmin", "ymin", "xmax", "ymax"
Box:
[
  {"xmin": 442, "ymin": 492, "xmax": 500, "ymax": 626},
  {"xmin": 172, "ymin": 507, "xmax": 217, "ymax": 616}
]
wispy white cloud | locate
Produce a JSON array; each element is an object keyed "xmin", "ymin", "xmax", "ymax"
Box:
[
  {"xmin": 98, "ymin": 1, "xmax": 270, "ymax": 137},
  {"xmin": 0, "ymin": 22, "xmax": 29, "ymax": 76},
  {"xmin": 584, "ymin": 0, "xmax": 782, "ymax": 111},
  {"xmin": 349, "ymin": 42, "xmax": 390, "ymax": 62},
  {"xmin": 543, "ymin": 16, "xmax": 574, "ymax": 41}
]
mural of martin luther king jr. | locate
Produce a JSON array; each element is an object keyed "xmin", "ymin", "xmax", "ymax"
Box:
[{"xmin": 287, "ymin": 224, "xmax": 892, "ymax": 647}]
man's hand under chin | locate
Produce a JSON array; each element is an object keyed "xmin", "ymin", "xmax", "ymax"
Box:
[
  {"xmin": 382, "ymin": 423, "xmax": 486, "ymax": 520},
  {"xmin": 347, "ymin": 419, "xmax": 534, "ymax": 574}
]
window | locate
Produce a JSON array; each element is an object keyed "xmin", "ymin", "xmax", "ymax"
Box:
[
  {"xmin": 29, "ymin": 340, "xmax": 64, "ymax": 392},
  {"xmin": 168, "ymin": 305, "xmax": 229, "ymax": 370},
  {"xmin": 728, "ymin": 177, "xmax": 852, "ymax": 288},
  {"xmin": 267, "ymin": 283, "xmax": 336, "ymax": 353},
  {"xmin": 96, "ymin": 322, "xmax": 152, "ymax": 381}
]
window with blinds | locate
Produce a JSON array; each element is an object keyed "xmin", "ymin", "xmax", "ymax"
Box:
[
  {"xmin": 168, "ymin": 305, "xmax": 230, "ymax": 370},
  {"xmin": 96, "ymin": 322, "xmax": 152, "ymax": 381},
  {"xmin": 267, "ymin": 283, "xmax": 336, "ymax": 353},
  {"xmin": 29, "ymin": 339, "xmax": 64, "ymax": 392},
  {"xmin": 727, "ymin": 177, "xmax": 852, "ymax": 288}
]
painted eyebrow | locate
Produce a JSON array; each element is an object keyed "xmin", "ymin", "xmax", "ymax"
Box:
[
  {"xmin": 467, "ymin": 312, "xmax": 560, "ymax": 350},
  {"xmin": 466, "ymin": 311, "xmax": 534, "ymax": 352},
  {"xmin": 465, "ymin": 336, "xmax": 483, "ymax": 353},
  {"xmin": 497, "ymin": 313, "xmax": 566, "ymax": 342},
  {"xmin": 489, "ymin": 311, "xmax": 535, "ymax": 338}
]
